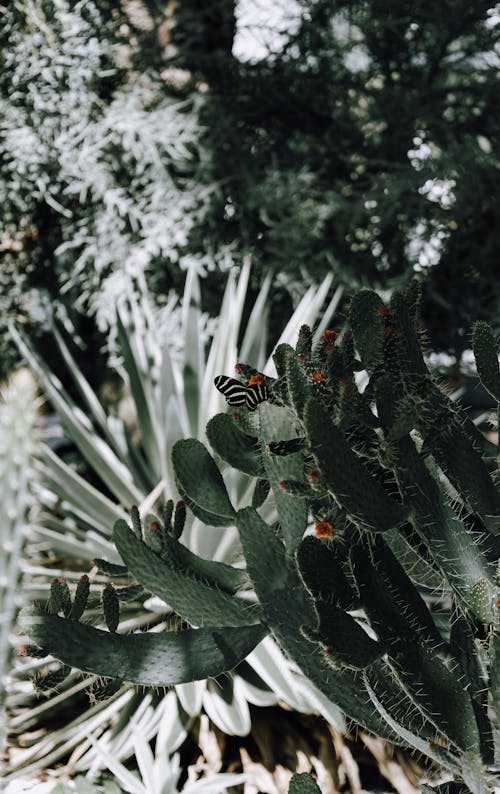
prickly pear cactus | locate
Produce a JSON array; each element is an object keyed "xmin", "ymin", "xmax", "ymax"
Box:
[
  {"xmin": 21, "ymin": 498, "xmax": 266, "ymax": 687},
  {"xmin": 0, "ymin": 370, "xmax": 40, "ymax": 752},
  {"xmin": 21, "ymin": 283, "xmax": 500, "ymax": 793}
]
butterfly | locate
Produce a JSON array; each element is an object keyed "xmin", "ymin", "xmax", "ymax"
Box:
[{"xmin": 214, "ymin": 374, "xmax": 269, "ymax": 411}]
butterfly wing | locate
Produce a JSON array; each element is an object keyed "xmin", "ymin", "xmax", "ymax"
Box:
[
  {"xmin": 246, "ymin": 382, "xmax": 269, "ymax": 411},
  {"xmin": 214, "ymin": 376, "xmax": 248, "ymax": 406}
]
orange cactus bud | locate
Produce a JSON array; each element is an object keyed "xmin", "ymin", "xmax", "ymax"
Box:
[
  {"xmin": 315, "ymin": 521, "xmax": 334, "ymax": 538},
  {"xmin": 248, "ymin": 373, "xmax": 266, "ymax": 386},
  {"xmin": 323, "ymin": 329, "xmax": 338, "ymax": 344}
]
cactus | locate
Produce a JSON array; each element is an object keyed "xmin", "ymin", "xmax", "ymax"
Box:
[
  {"xmin": 289, "ymin": 773, "xmax": 322, "ymax": 794},
  {"xmin": 19, "ymin": 608, "xmax": 266, "ymax": 687},
  {"xmin": 21, "ymin": 282, "xmax": 500, "ymax": 792},
  {"xmin": 0, "ymin": 370, "xmax": 39, "ymax": 753}
]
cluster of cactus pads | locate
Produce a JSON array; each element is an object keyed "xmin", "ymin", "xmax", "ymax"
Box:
[{"xmin": 21, "ymin": 283, "xmax": 500, "ymax": 792}]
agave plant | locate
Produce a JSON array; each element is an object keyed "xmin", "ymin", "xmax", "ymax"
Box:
[
  {"xmin": 5, "ymin": 262, "xmax": 345, "ymax": 782},
  {"xmin": 5, "ymin": 719, "xmax": 245, "ymax": 794}
]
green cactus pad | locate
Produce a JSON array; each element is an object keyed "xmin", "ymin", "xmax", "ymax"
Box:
[
  {"xmin": 235, "ymin": 507, "xmax": 400, "ymax": 741},
  {"xmin": 143, "ymin": 514, "xmax": 163, "ymax": 553},
  {"xmin": 273, "ymin": 343, "xmax": 295, "ymax": 379},
  {"xmin": 316, "ymin": 602, "xmax": 383, "ymax": 669},
  {"xmin": 113, "ymin": 520, "xmax": 255, "ymax": 626},
  {"xmin": 393, "ymin": 642, "xmax": 481, "ymax": 753},
  {"xmin": 161, "ymin": 531, "xmax": 248, "ymax": 594},
  {"xmin": 207, "ymin": 413, "xmax": 263, "ymax": 477},
  {"xmin": 114, "ymin": 584, "xmax": 145, "ymax": 603},
  {"xmin": 469, "ymin": 579, "xmax": 495, "ymax": 624},
  {"xmin": 92, "ymin": 559, "xmax": 129, "ymax": 577},
  {"xmin": 159, "ymin": 500, "xmax": 175, "ymax": 534},
  {"xmin": 296, "ymin": 536, "xmax": 359, "ymax": 610},
  {"xmin": 414, "ymin": 381, "xmax": 500, "ymax": 531},
  {"xmin": 389, "ymin": 434, "xmax": 495, "ymax": 614},
  {"xmin": 490, "ymin": 625, "xmax": 500, "ymax": 731},
  {"xmin": 296, "ymin": 324, "xmax": 313, "ymax": 355},
  {"xmin": 286, "ymin": 353, "xmax": 312, "ymax": 419},
  {"xmin": 19, "ymin": 608, "xmax": 267, "ymax": 687},
  {"xmin": 388, "ymin": 288, "xmax": 427, "ymax": 377},
  {"xmin": 49, "ymin": 579, "xmax": 72, "ymax": 617},
  {"xmin": 172, "ymin": 439, "xmax": 236, "ymax": 526},
  {"xmin": 304, "ymin": 400, "xmax": 410, "ymax": 532},
  {"xmin": 289, "ymin": 773, "xmax": 322, "ymax": 794},
  {"xmin": 171, "ymin": 500, "xmax": 186, "ymax": 539},
  {"xmin": 70, "ymin": 576, "xmax": 90, "ymax": 621},
  {"xmin": 386, "ymin": 395, "xmax": 418, "ymax": 441},
  {"xmin": 473, "ymin": 321, "xmax": 500, "ymax": 403},
  {"xmin": 252, "ymin": 478, "xmax": 270, "ymax": 508},
  {"xmin": 130, "ymin": 505, "xmax": 142, "ymax": 537},
  {"xmin": 349, "ymin": 290, "xmax": 385, "ymax": 373},
  {"xmin": 259, "ymin": 403, "xmax": 308, "ymax": 553},
  {"xmin": 361, "ymin": 535, "xmax": 445, "ymax": 650},
  {"xmin": 450, "ymin": 609, "xmax": 494, "ymax": 763},
  {"xmin": 278, "ymin": 479, "xmax": 315, "ymax": 498},
  {"xmin": 102, "ymin": 584, "xmax": 120, "ymax": 632},
  {"xmin": 235, "ymin": 507, "xmax": 316, "ymax": 625}
]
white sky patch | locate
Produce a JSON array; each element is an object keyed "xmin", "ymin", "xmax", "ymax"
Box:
[
  {"xmin": 407, "ymin": 221, "xmax": 450, "ymax": 271},
  {"xmin": 344, "ymin": 48, "xmax": 371, "ymax": 72},
  {"xmin": 418, "ymin": 178, "xmax": 456, "ymax": 209},
  {"xmin": 486, "ymin": 4, "xmax": 500, "ymax": 28},
  {"xmin": 233, "ymin": 0, "xmax": 303, "ymax": 62},
  {"xmin": 407, "ymin": 135, "xmax": 434, "ymax": 171}
]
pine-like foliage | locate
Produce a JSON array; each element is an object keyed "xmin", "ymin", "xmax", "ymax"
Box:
[{"xmin": 0, "ymin": 1, "xmax": 211, "ymax": 379}]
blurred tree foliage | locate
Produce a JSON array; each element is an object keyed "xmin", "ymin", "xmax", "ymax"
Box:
[
  {"xmin": 167, "ymin": 0, "xmax": 500, "ymax": 354},
  {"xmin": 1, "ymin": 0, "xmax": 499, "ymax": 383},
  {"xmin": 0, "ymin": 1, "xmax": 209, "ymax": 384}
]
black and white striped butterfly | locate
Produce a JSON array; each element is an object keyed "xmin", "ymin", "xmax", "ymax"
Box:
[{"xmin": 214, "ymin": 375, "xmax": 269, "ymax": 411}]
